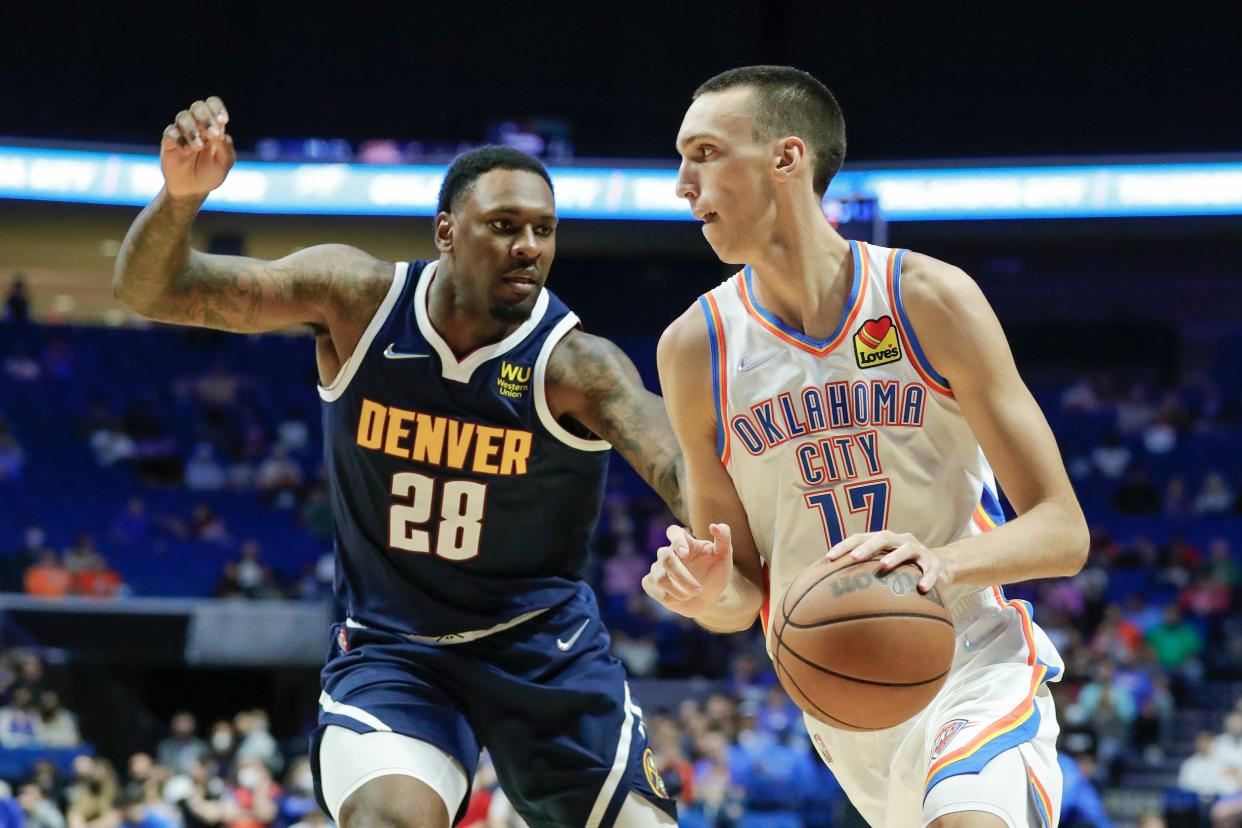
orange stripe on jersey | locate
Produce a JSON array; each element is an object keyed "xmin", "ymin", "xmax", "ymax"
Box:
[
  {"xmin": 736, "ymin": 242, "xmax": 870, "ymax": 357},
  {"xmin": 703, "ymin": 292, "xmax": 732, "ymax": 465},
  {"xmin": 759, "ymin": 561, "xmax": 772, "ymax": 636},
  {"xmin": 885, "ymin": 248, "xmax": 953, "ymax": 397}
]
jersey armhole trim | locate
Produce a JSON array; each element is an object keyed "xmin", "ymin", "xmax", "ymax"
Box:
[
  {"xmin": 318, "ymin": 261, "xmax": 408, "ymax": 403},
  {"xmin": 886, "ymin": 248, "xmax": 954, "ymax": 397},
  {"xmin": 698, "ymin": 293, "xmax": 731, "ymax": 464},
  {"xmin": 533, "ymin": 312, "xmax": 612, "ymax": 452}
]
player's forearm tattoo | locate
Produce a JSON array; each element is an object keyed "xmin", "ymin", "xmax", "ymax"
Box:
[
  {"xmin": 550, "ymin": 336, "xmax": 687, "ymax": 524},
  {"xmin": 114, "ymin": 192, "xmax": 386, "ymax": 332}
]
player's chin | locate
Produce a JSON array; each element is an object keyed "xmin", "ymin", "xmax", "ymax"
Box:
[
  {"xmin": 487, "ymin": 292, "xmax": 539, "ymax": 323},
  {"xmin": 701, "ymin": 225, "xmax": 736, "ymax": 263}
]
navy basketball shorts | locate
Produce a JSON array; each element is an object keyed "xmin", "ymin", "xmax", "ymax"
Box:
[{"xmin": 310, "ymin": 587, "xmax": 676, "ymax": 827}]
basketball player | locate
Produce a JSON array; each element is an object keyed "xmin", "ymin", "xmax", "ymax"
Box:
[
  {"xmin": 115, "ymin": 97, "xmax": 681, "ymax": 828},
  {"xmin": 642, "ymin": 67, "xmax": 1089, "ymax": 827}
]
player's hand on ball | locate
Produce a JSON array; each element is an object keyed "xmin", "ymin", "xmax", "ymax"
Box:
[
  {"xmin": 642, "ymin": 523, "xmax": 733, "ymax": 618},
  {"xmin": 826, "ymin": 530, "xmax": 945, "ymax": 593},
  {"xmin": 160, "ymin": 96, "xmax": 235, "ymax": 198}
]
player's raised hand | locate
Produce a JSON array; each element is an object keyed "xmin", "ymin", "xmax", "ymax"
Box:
[
  {"xmin": 642, "ymin": 523, "xmax": 733, "ymax": 618},
  {"xmin": 159, "ymin": 96, "xmax": 235, "ymax": 198}
]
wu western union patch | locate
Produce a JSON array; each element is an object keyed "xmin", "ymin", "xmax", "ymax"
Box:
[
  {"xmin": 497, "ymin": 361, "xmax": 532, "ymax": 399},
  {"xmin": 854, "ymin": 316, "xmax": 902, "ymax": 369}
]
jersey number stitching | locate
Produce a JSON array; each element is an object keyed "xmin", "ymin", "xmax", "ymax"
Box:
[{"xmin": 388, "ymin": 472, "xmax": 487, "ymax": 561}]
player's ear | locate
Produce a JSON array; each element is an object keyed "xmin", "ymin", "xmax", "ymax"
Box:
[
  {"xmin": 773, "ymin": 137, "xmax": 807, "ymax": 187},
  {"xmin": 434, "ymin": 212, "xmax": 454, "ymax": 253}
]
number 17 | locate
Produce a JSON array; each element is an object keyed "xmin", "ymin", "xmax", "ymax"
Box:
[{"xmin": 804, "ymin": 479, "xmax": 891, "ymax": 547}]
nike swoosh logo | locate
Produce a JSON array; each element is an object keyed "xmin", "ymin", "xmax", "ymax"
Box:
[
  {"xmin": 737, "ymin": 350, "xmax": 781, "ymax": 372},
  {"xmin": 556, "ymin": 619, "xmax": 591, "ymax": 652},
  {"xmin": 383, "ymin": 344, "xmax": 431, "ymax": 360}
]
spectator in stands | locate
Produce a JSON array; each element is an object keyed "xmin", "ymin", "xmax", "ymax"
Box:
[
  {"xmin": 189, "ymin": 504, "xmax": 231, "ymax": 545},
  {"xmin": 233, "ymin": 710, "xmax": 281, "ymax": 775},
  {"xmin": 1147, "ymin": 605, "xmax": 1205, "ymax": 681},
  {"xmin": 24, "ymin": 550, "xmax": 70, "ymax": 599},
  {"xmin": 1057, "ymin": 751, "xmax": 1112, "ymax": 828},
  {"xmin": 4, "ymin": 274, "xmax": 30, "ymax": 324},
  {"xmin": 1069, "ymin": 662, "xmax": 1136, "ymax": 777},
  {"xmin": 206, "ymin": 720, "xmax": 237, "ymax": 770},
  {"xmin": 63, "ymin": 535, "xmax": 98, "ymax": 577},
  {"xmin": 65, "ymin": 755, "xmax": 119, "ymax": 828},
  {"xmin": 27, "ymin": 760, "xmax": 67, "ymax": 811},
  {"xmin": 1179, "ymin": 730, "xmax": 1240, "ymax": 798},
  {"xmin": 215, "ymin": 543, "xmax": 277, "ymax": 600},
  {"xmin": 1181, "ymin": 571, "xmax": 1231, "ymax": 619},
  {"xmin": 110, "ymin": 499, "xmax": 152, "ymax": 548},
  {"xmin": 255, "ymin": 445, "xmax": 302, "ymax": 506},
  {"xmin": 0, "ymin": 686, "xmax": 38, "ymax": 746},
  {"xmin": 2, "ymin": 525, "xmax": 52, "ymax": 592},
  {"xmin": 17, "ymin": 783, "xmax": 67, "ymax": 828},
  {"xmin": 226, "ymin": 757, "xmax": 279, "ymax": 828},
  {"xmin": 0, "ymin": 420, "xmax": 26, "ymax": 482},
  {"xmin": 157, "ymin": 713, "xmax": 209, "ymax": 775},
  {"xmin": 34, "ymin": 690, "xmax": 79, "ymax": 746},
  {"xmin": 185, "ymin": 445, "xmax": 227, "ymax": 492},
  {"xmin": 1112, "ymin": 468, "xmax": 1161, "ymax": 515},
  {"xmin": 275, "ymin": 757, "xmax": 316, "ymax": 828},
  {"xmin": 1091, "ymin": 431, "xmax": 1131, "ymax": 479},
  {"xmin": 114, "ymin": 786, "xmax": 174, "ymax": 828},
  {"xmin": 71, "ymin": 549, "xmax": 124, "ymax": 599},
  {"xmin": 162, "ymin": 757, "xmax": 224, "ymax": 828},
  {"xmin": 1210, "ymin": 538, "xmax": 1242, "ymax": 589},
  {"xmin": 1194, "ymin": 472, "xmax": 1236, "ymax": 515}
]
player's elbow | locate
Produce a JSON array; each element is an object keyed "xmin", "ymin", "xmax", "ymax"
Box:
[{"xmin": 1060, "ymin": 505, "xmax": 1091, "ymax": 577}]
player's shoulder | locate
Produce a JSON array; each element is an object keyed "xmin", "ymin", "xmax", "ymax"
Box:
[
  {"xmin": 894, "ymin": 249, "xmax": 985, "ymax": 321},
  {"xmin": 657, "ymin": 302, "xmax": 711, "ymax": 375}
]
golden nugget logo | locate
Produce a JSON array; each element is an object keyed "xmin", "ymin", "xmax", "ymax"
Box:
[
  {"xmin": 642, "ymin": 748, "xmax": 669, "ymax": 798},
  {"xmin": 854, "ymin": 316, "xmax": 901, "ymax": 369},
  {"xmin": 497, "ymin": 361, "xmax": 531, "ymax": 399}
]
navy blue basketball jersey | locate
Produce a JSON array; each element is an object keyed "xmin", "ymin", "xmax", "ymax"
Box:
[{"xmin": 318, "ymin": 260, "xmax": 611, "ymax": 637}]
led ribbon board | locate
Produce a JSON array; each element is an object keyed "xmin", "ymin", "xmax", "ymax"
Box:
[{"xmin": 1, "ymin": 144, "xmax": 1240, "ymax": 221}]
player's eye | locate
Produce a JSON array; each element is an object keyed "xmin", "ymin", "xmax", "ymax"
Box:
[
  {"xmin": 699, "ymin": 145, "xmax": 715, "ymax": 160},
  {"xmin": 536, "ymin": 225, "xmax": 554, "ymax": 237},
  {"xmin": 489, "ymin": 220, "xmax": 513, "ymax": 232}
]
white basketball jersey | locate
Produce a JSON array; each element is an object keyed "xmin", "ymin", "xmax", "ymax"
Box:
[{"xmin": 699, "ymin": 240, "xmax": 1005, "ymax": 635}]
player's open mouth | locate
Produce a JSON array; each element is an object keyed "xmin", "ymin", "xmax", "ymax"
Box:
[{"xmin": 700, "ymin": 211, "xmax": 717, "ymax": 224}]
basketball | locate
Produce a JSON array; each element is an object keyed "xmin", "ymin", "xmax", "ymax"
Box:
[{"xmin": 770, "ymin": 556, "xmax": 956, "ymax": 732}]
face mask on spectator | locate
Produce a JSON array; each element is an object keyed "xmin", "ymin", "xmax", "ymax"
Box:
[
  {"xmin": 236, "ymin": 766, "xmax": 262, "ymax": 789},
  {"xmin": 294, "ymin": 771, "xmax": 313, "ymax": 794},
  {"xmin": 212, "ymin": 732, "xmax": 232, "ymax": 752}
]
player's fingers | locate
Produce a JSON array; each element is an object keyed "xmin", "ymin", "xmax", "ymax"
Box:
[
  {"xmin": 826, "ymin": 532, "xmax": 876, "ymax": 561},
  {"xmin": 665, "ymin": 525, "xmax": 693, "ymax": 559},
  {"xmin": 205, "ymin": 96, "xmax": 229, "ymax": 126},
  {"xmin": 879, "ymin": 543, "xmax": 921, "ymax": 571},
  {"xmin": 190, "ymin": 100, "xmax": 223, "ymax": 141},
  {"xmin": 174, "ymin": 110, "xmax": 204, "ymax": 150},
  {"xmin": 707, "ymin": 523, "xmax": 732, "ymax": 554},
  {"xmin": 162, "ymin": 124, "xmax": 188, "ymax": 151},
  {"xmin": 851, "ymin": 531, "xmax": 907, "ymax": 561},
  {"xmin": 655, "ymin": 546, "xmax": 702, "ymax": 599},
  {"xmin": 641, "ymin": 572, "xmax": 667, "ymax": 603},
  {"xmin": 917, "ymin": 558, "xmax": 940, "ymax": 593}
]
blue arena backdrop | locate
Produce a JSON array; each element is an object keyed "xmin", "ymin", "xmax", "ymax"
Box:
[{"xmin": 2, "ymin": 142, "xmax": 1242, "ymax": 221}]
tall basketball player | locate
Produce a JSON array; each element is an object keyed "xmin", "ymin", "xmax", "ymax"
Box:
[
  {"xmin": 115, "ymin": 98, "xmax": 680, "ymax": 828},
  {"xmin": 643, "ymin": 67, "xmax": 1089, "ymax": 827}
]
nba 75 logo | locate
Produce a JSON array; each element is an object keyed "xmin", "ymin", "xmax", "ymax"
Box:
[
  {"xmin": 853, "ymin": 316, "xmax": 901, "ymax": 369},
  {"xmin": 497, "ymin": 361, "xmax": 531, "ymax": 399}
]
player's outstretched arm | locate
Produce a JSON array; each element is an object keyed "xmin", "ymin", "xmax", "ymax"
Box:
[
  {"xmin": 641, "ymin": 307, "xmax": 765, "ymax": 633},
  {"xmin": 889, "ymin": 252, "xmax": 1089, "ymax": 588},
  {"xmin": 545, "ymin": 330, "xmax": 686, "ymax": 524},
  {"xmin": 113, "ymin": 97, "xmax": 392, "ymax": 335}
]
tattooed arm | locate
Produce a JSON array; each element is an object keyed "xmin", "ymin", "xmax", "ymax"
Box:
[
  {"xmin": 113, "ymin": 95, "xmax": 392, "ymax": 344},
  {"xmin": 544, "ymin": 329, "xmax": 687, "ymax": 524}
]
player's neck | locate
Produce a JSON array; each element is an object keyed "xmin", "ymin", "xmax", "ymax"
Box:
[
  {"xmin": 747, "ymin": 206, "xmax": 853, "ymax": 341},
  {"xmin": 426, "ymin": 262, "xmax": 520, "ymax": 358}
]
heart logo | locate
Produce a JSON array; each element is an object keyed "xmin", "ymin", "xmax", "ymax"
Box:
[{"xmin": 858, "ymin": 317, "xmax": 893, "ymax": 349}]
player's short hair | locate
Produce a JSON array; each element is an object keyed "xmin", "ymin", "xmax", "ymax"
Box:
[
  {"xmin": 694, "ymin": 65, "xmax": 846, "ymax": 197},
  {"xmin": 437, "ymin": 146, "xmax": 554, "ymax": 214}
]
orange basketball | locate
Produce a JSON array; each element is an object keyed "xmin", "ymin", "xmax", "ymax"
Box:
[{"xmin": 770, "ymin": 556, "xmax": 956, "ymax": 732}]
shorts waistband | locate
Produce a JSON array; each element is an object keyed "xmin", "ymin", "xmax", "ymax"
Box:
[
  {"xmin": 948, "ymin": 586, "xmax": 1007, "ymax": 629},
  {"xmin": 345, "ymin": 606, "xmax": 551, "ymax": 646}
]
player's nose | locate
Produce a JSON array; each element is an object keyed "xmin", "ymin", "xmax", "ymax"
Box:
[
  {"xmin": 676, "ymin": 161, "xmax": 698, "ymax": 203},
  {"xmin": 511, "ymin": 226, "xmax": 542, "ymax": 259}
]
